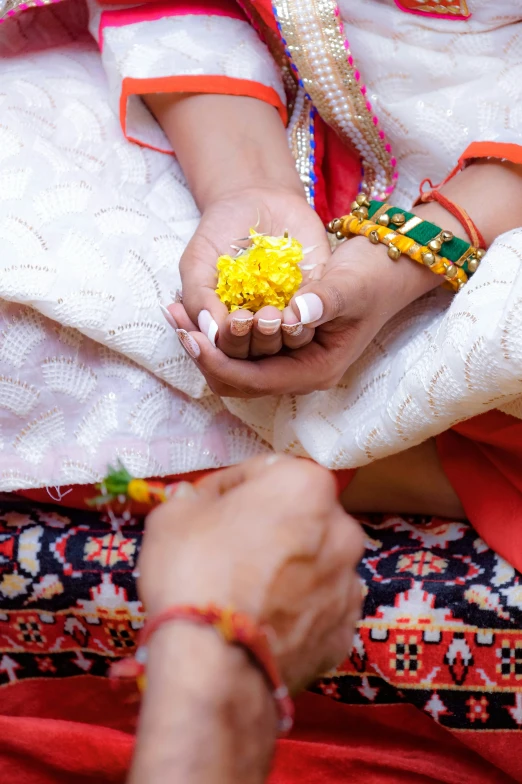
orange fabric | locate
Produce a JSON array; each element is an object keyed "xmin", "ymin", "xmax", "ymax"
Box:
[
  {"xmin": 120, "ymin": 75, "xmax": 287, "ymax": 153},
  {"xmin": 436, "ymin": 410, "xmax": 522, "ymax": 573}
]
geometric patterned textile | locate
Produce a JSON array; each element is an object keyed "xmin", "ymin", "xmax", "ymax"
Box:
[
  {"xmin": 314, "ymin": 515, "xmax": 522, "ymax": 732},
  {"xmin": 2, "ymin": 496, "xmax": 522, "ymax": 735}
]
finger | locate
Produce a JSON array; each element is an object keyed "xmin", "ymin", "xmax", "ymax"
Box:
[
  {"xmin": 178, "ymin": 224, "xmax": 230, "ymax": 342},
  {"xmin": 162, "ymin": 303, "xmax": 197, "ymax": 332},
  {"xmin": 281, "ymin": 305, "xmax": 314, "ymax": 350},
  {"xmin": 250, "ymin": 306, "xmax": 283, "ymax": 357},
  {"xmin": 194, "ymin": 454, "xmax": 288, "ymax": 497},
  {"xmin": 178, "ymin": 329, "xmax": 338, "ymax": 396},
  {"xmin": 218, "ymin": 309, "xmax": 254, "ymax": 359},
  {"xmin": 290, "ymin": 261, "xmax": 368, "ymax": 329}
]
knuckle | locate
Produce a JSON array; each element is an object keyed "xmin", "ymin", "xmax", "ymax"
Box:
[{"xmin": 322, "ymin": 283, "xmax": 347, "ymax": 320}]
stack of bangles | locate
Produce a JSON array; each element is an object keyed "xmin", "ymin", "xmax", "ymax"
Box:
[{"xmin": 327, "ymin": 194, "xmax": 487, "ymax": 292}]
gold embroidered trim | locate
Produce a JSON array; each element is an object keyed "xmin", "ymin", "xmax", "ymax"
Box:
[
  {"xmin": 0, "ymin": 0, "xmax": 53, "ymax": 21},
  {"xmin": 273, "ymin": 0, "xmax": 396, "ymax": 199},
  {"xmin": 287, "ymin": 89, "xmax": 315, "ymax": 206}
]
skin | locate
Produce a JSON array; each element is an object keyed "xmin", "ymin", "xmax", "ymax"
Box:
[{"xmin": 130, "ymin": 457, "xmax": 364, "ymax": 784}]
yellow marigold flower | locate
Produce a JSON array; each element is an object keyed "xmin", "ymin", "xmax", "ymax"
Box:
[{"xmin": 216, "ymin": 230, "xmax": 303, "ymax": 313}]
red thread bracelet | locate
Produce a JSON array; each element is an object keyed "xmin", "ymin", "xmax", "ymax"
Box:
[
  {"xmin": 418, "ymin": 179, "xmax": 487, "ymax": 250},
  {"xmin": 111, "ymin": 603, "xmax": 294, "ymax": 736}
]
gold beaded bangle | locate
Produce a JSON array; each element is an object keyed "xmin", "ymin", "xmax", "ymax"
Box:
[{"xmin": 329, "ymin": 211, "xmax": 468, "ymax": 292}]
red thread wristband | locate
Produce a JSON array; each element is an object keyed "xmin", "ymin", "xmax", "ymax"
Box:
[
  {"xmin": 418, "ymin": 179, "xmax": 487, "ymax": 250},
  {"xmin": 111, "ymin": 603, "xmax": 294, "ymax": 736}
]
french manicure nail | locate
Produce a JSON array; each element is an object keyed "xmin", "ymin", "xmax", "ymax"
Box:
[
  {"xmin": 169, "ymin": 289, "xmax": 183, "ymax": 304},
  {"xmin": 230, "ymin": 316, "xmax": 254, "ymax": 337},
  {"xmin": 176, "ymin": 329, "xmax": 200, "ymax": 359},
  {"xmin": 198, "ymin": 310, "xmax": 218, "ymax": 347},
  {"xmin": 258, "ymin": 318, "xmax": 281, "ymax": 335},
  {"xmin": 282, "ymin": 322, "xmax": 304, "ymax": 336},
  {"xmin": 294, "ymin": 293, "xmax": 323, "ymax": 325},
  {"xmin": 160, "ymin": 302, "xmax": 178, "ymax": 330}
]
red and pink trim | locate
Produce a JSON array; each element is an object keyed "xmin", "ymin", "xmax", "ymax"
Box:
[
  {"xmin": 393, "ymin": 0, "xmax": 470, "ymax": 21},
  {"xmin": 121, "ymin": 74, "xmax": 287, "ymax": 153}
]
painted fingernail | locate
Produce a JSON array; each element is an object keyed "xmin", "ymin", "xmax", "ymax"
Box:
[
  {"xmin": 230, "ymin": 316, "xmax": 254, "ymax": 337},
  {"xmin": 282, "ymin": 322, "xmax": 304, "ymax": 337},
  {"xmin": 197, "ymin": 310, "xmax": 218, "ymax": 347},
  {"xmin": 160, "ymin": 302, "xmax": 178, "ymax": 330},
  {"xmin": 258, "ymin": 318, "xmax": 281, "ymax": 335},
  {"xmin": 170, "ymin": 289, "xmax": 183, "ymax": 304},
  {"xmin": 176, "ymin": 329, "xmax": 200, "ymax": 359},
  {"xmin": 294, "ymin": 293, "xmax": 323, "ymax": 324}
]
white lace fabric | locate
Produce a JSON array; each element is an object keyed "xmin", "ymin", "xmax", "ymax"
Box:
[{"xmin": 0, "ymin": 0, "xmax": 521, "ymax": 490}]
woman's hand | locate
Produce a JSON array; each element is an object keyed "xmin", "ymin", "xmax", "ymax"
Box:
[
  {"xmin": 138, "ymin": 455, "xmax": 364, "ymax": 692},
  {"xmin": 168, "ymin": 231, "xmax": 441, "ymax": 396},
  {"xmin": 178, "ymin": 187, "xmax": 330, "ymax": 359}
]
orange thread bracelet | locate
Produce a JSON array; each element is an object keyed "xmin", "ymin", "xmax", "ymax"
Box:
[
  {"xmin": 111, "ymin": 603, "xmax": 295, "ymax": 736},
  {"xmin": 418, "ymin": 179, "xmax": 487, "ymax": 250}
]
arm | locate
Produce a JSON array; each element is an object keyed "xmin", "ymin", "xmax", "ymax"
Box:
[
  {"xmin": 128, "ymin": 457, "xmax": 364, "ymax": 783},
  {"xmin": 129, "ymin": 625, "xmax": 276, "ymax": 784}
]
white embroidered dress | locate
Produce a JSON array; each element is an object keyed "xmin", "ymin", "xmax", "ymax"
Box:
[{"xmin": 0, "ymin": 0, "xmax": 521, "ymax": 489}]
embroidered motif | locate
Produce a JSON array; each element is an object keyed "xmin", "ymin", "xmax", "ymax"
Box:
[
  {"xmin": 313, "ymin": 515, "xmax": 522, "ymax": 732},
  {"xmin": 394, "ymin": 0, "xmax": 470, "ymax": 19},
  {"xmin": 272, "ymin": 0, "xmax": 397, "ymax": 199}
]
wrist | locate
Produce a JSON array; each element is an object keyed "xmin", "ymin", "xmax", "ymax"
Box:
[
  {"xmin": 146, "ymin": 92, "xmax": 303, "ymax": 211},
  {"xmin": 130, "ymin": 624, "xmax": 276, "ymax": 784}
]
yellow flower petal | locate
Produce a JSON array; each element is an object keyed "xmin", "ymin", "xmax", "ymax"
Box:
[{"xmin": 216, "ymin": 230, "xmax": 304, "ymax": 313}]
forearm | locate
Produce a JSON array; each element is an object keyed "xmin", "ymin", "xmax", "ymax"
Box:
[
  {"xmin": 129, "ymin": 624, "xmax": 277, "ymax": 784},
  {"xmin": 144, "ymin": 93, "xmax": 303, "ymax": 209}
]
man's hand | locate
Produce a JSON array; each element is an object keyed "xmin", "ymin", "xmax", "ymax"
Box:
[{"xmin": 139, "ymin": 456, "xmax": 364, "ymax": 692}]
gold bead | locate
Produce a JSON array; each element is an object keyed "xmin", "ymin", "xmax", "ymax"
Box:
[
  {"xmin": 327, "ymin": 218, "xmax": 342, "ymax": 234},
  {"xmin": 335, "ymin": 231, "xmax": 345, "ymax": 241},
  {"xmin": 387, "ymin": 245, "xmax": 401, "ymax": 261},
  {"xmin": 441, "ymin": 230, "xmax": 454, "ymax": 243},
  {"xmin": 422, "ymin": 251, "xmax": 436, "ymax": 267},
  {"xmin": 428, "ymin": 238, "xmax": 442, "ymax": 252},
  {"xmin": 445, "ymin": 264, "xmax": 458, "ymax": 279},
  {"xmin": 369, "ymin": 230, "xmax": 380, "ymax": 244},
  {"xmin": 356, "ymin": 193, "xmax": 370, "ymax": 207},
  {"xmin": 377, "ymin": 214, "xmax": 390, "ymax": 227},
  {"xmin": 353, "ymin": 207, "xmax": 368, "ymax": 221},
  {"xmin": 467, "ymin": 257, "xmax": 479, "ymax": 274},
  {"xmin": 351, "ymin": 201, "xmax": 360, "ymax": 212},
  {"xmin": 391, "ymin": 213, "xmax": 406, "ymax": 227},
  {"xmin": 476, "ymin": 248, "xmax": 487, "ymax": 260},
  {"xmin": 457, "ymin": 280, "xmax": 466, "ymax": 291}
]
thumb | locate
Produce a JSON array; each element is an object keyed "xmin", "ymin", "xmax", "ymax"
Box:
[{"xmin": 290, "ymin": 263, "xmax": 360, "ymax": 328}]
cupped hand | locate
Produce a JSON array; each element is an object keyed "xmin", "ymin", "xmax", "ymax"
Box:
[
  {"xmin": 138, "ymin": 456, "xmax": 364, "ymax": 693},
  {"xmin": 175, "ymin": 187, "xmax": 331, "ymax": 359},
  {"xmin": 167, "ymin": 234, "xmax": 441, "ymax": 397}
]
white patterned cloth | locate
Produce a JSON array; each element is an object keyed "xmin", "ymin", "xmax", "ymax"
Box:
[
  {"xmin": 0, "ymin": 4, "xmax": 271, "ymax": 489},
  {"xmin": 1, "ymin": 0, "xmax": 522, "ymax": 490},
  {"xmin": 85, "ymin": 0, "xmax": 286, "ymax": 151}
]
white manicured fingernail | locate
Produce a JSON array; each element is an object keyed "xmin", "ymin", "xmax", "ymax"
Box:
[
  {"xmin": 198, "ymin": 310, "xmax": 218, "ymax": 347},
  {"xmin": 170, "ymin": 289, "xmax": 183, "ymax": 303},
  {"xmin": 176, "ymin": 329, "xmax": 200, "ymax": 359},
  {"xmin": 265, "ymin": 454, "xmax": 281, "ymax": 465},
  {"xmin": 160, "ymin": 303, "xmax": 178, "ymax": 330},
  {"xmin": 258, "ymin": 318, "xmax": 281, "ymax": 335},
  {"xmin": 295, "ymin": 293, "xmax": 323, "ymax": 324}
]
